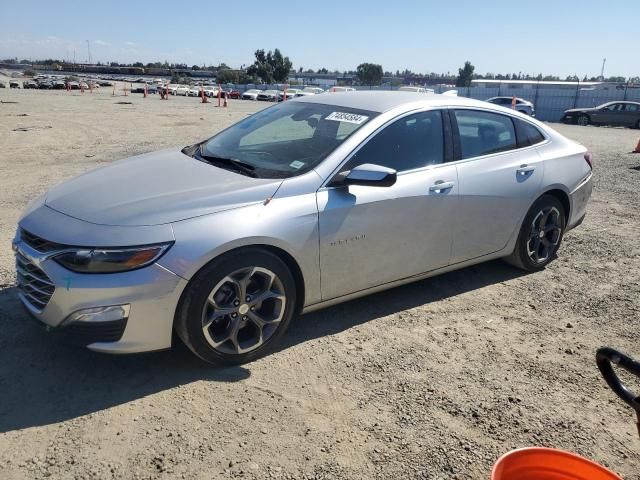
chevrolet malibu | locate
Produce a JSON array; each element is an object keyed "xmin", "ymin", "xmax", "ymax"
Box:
[{"xmin": 13, "ymin": 92, "xmax": 593, "ymax": 364}]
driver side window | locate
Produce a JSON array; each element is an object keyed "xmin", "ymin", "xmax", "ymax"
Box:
[{"xmin": 346, "ymin": 110, "xmax": 444, "ymax": 172}]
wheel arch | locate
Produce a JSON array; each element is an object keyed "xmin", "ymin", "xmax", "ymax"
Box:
[
  {"xmin": 173, "ymin": 241, "xmax": 308, "ymax": 321},
  {"xmin": 540, "ymin": 188, "xmax": 571, "ymax": 224}
]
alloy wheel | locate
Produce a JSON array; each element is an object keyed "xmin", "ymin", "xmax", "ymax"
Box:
[
  {"xmin": 201, "ymin": 266, "xmax": 286, "ymax": 355},
  {"xmin": 578, "ymin": 115, "xmax": 589, "ymax": 126},
  {"xmin": 527, "ymin": 207, "xmax": 562, "ymax": 264}
]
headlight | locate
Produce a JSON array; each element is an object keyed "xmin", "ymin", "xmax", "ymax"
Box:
[{"xmin": 54, "ymin": 243, "xmax": 172, "ymax": 273}]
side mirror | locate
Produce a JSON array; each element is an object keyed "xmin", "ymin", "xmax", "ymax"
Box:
[{"xmin": 331, "ymin": 163, "xmax": 397, "ymax": 188}]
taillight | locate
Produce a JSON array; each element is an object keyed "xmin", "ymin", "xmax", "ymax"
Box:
[{"xmin": 584, "ymin": 151, "xmax": 593, "ymax": 170}]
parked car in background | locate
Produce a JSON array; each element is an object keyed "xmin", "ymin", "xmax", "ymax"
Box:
[
  {"xmin": 398, "ymin": 86, "xmax": 434, "ymax": 93},
  {"xmin": 278, "ymin": 89, "xmax": 300, "ymax": 101},
  {"xmin": 98, "ymin": 80, "xmax": 114, "ymax": 87},
  {"xmin": 242, "ymin": 89, "xmax": 261, "ymax": 100},
  {"xmin": 296, "ymin": 87, "xmax": 325, "ymax": 97},
  {"xmin": 9, "ymin": 80, "xmax": 20, "ymax": 88},
  {"xmin": 0, "ymin": 82, "xmax": 5, "ymax": 88},
  {"xmin": 562, "ymin": 101, "xmax": 640, "ymax": 128},
  {"xmin": 203, "ymin": 86, "xmax": 219, "ymax": 97},
  {"xmin": 38, "ymin": 81, "xmax": 53, "ymax": 89},
  {"xmin": 53, "ymin": 81, "xmax": 66, "ymax": 90},
  {"xmin": 328, "ymin": 86, "xmax": 355, "ymax": 93},
  {"xmin": 13, "ymin": 91, "xmax": 592, "ymax": 365},
  {"xmin": 23, "ymin": 81, "xmax": 37, "ymax": 89},
  {"xmin": 257, "ymin": 90, "xmax": 280, "ymax": 101},
  {"xmin": 174, "ymin": 85, "xmax": 190, "ymax": 96},
  {"xmin": 486, "ymin": 97, "xmax": 535, "ymax": 116},
  {"xmin": 187, "ymin": 86, "xmax": 202, "ymax": 97},
  {"xmin": 227, "ymin": 89, "xmax": 242, "ymax": 99}
]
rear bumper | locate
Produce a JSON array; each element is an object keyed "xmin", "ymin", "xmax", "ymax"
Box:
[{"xmin": 567, "ymin": 173, "xmax": 593, "ymax": 230}]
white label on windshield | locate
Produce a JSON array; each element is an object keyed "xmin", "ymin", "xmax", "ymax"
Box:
[
  {"xmin": 289, "ymin": 160, "xmax": 305, "ymax": 169},
  {"xmin": 325, "ymin": 112, "xmax": 369, "ymax": 124}
]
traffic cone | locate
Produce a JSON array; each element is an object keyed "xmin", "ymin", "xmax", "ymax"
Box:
[{"xmin": 633, "ymin": 138, "xmax": 640, "ymax": 154}]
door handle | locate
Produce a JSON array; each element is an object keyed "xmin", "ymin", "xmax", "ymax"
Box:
[
  {"xmin": 429, "ymin": 181, "xmax": 455, "ymax": 193},
  {"xmin": 517, "ymin": 165, "xmax": 536, "ymax": 176}
]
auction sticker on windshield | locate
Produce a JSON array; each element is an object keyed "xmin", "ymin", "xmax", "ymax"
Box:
[{"xmin": 325, "ymin": 112, "xmax": 369, "ymax": 124}]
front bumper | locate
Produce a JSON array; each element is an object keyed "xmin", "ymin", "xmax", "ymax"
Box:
[{"xmin": 13, "ymin": 235, "xmax": 188, "ymax": 354}]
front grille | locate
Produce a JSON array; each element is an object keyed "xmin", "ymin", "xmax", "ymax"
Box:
[
  {"xmin": 16, "ymin": 252, "xmax": 55, "ymax": 311},
  {"xmin": 20, "ymin": 229, "xmax": 68, "ymax": 253}
]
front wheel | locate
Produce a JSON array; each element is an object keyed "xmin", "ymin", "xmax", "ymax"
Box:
[
  {"xmin": 505, "ymin": 195, "xmax": 566, "ymax": 272},
  {"xmin": 578, "ymin": 114, "xmax": 590, "ymax": 126},
  {"xmin": 175, "ymin": 248, "xmax": 297, "ymax": 365}
]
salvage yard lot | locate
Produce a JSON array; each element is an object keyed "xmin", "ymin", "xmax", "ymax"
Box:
[{"xmin": 0, "ymin": 85, "xmax": 639, "ymax": 480}]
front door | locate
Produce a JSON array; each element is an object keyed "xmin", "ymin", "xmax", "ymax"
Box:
[{"xmin": 317, "ymin": 110, "xmax": 458, "ymax": 301}]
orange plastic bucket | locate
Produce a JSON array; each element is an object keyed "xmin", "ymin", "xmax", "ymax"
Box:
[{"xmin": 491, "ymin": 447, "xmax": 623, "ymax": 480}]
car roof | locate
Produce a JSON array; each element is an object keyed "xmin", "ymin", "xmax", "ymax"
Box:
[{"xmin": 291, "ymin": 90, "xmax": 496, "ymax": 113}]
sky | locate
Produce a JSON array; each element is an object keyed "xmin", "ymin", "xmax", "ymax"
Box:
[{"xmin": 2, "ymin": 0, "xmax": 639, "ymax": 78}]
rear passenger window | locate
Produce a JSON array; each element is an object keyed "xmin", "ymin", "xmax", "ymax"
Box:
[
  {"xmin": 514, "ymin": 118, "xmax": 545, "ymax": 147},
  {"xmin": 454, "ymin": 110, "xmax": 517, "ymax": 159},
  {"xmin": 348, "ymin": 110, "xmax": 444, "ymax": 172}
]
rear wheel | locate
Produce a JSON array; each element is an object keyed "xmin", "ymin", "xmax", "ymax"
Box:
[
  {"xmin": 175, "ymin": 248, "xmax": 296, "ymax": 365},
  {"xmin": 506, "ymin": 195, "xmax": 566, "ymax": 272},
  {"xmin": 578, "ymin": 114, "xmax": 590, "ymax": 126}
]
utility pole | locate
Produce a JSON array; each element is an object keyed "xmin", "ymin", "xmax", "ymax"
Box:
[
  {"xmin": 600, "ymin": 58, "xmax": 606, "ymax": 80},
  {"xmin": 86, "ymin": 40, "xmax": 92, "ymax": 64}
]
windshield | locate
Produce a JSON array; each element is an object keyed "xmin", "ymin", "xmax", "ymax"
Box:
[{"xmin": 200, "ymin": 101, "xmax": 377, "ymax": 178}]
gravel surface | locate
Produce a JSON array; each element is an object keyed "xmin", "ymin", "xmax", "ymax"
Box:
[{"xmin": 0, "ymin": 84, "xmax": 639, "ymax": 479}]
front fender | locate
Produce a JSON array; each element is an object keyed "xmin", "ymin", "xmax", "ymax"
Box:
[{"xmin": 158, "ymin": 196, "xmax": 321, "ymax": 307}]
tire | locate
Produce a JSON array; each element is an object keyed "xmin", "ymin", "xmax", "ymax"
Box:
[
  {"xmin": 505, "ymin": 194, "xmax": 566, "ymax": 272},
  {"xmin": 577, "ymin": 114, "xmax": 590, "ymax": 126},
  {"xmin": 175, "ymin": 248, "xmax": 297, "ymax": 365},
  {"xmin": 635, "ymin": 119, "xmax": 640, "ymax": 130}
]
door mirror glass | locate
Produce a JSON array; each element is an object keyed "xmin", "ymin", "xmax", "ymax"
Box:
[{"xmin": 332, "ymin": 163, "xmax": 397, "ymax": 187}]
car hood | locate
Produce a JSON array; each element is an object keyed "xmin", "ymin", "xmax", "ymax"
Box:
[{"xmin": 44, "ymin": 148, "xmax": 283, "ymax": 226}]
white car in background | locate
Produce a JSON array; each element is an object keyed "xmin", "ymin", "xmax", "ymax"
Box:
[
  {"xmin": 242, "ymin": 89, "xmax": 261, "ymax": 100},
  {"xmin": 278, "ymin": 89, "xmax": 300, "ymax": 101},
  {"xmin": 399, "ymin": 86, "xmax": 434, "ymax": 93},
  {"xmin": 296, "ymin": 87, "xmax": 325, "ymax": 97},
  {"xmin": 328, "ymin": 86, "xmax": 355, "ymax": 93},
  {"xmin": 174, "ymin": 85, "xmax": 190, "ymax": 96},
  {"xmin": 187, "ymin": 86, "xmax": 202, "ymax": 97},
  {"xmin": 203, "ymin": 86, "xmax": 219, "ymax": 97}
]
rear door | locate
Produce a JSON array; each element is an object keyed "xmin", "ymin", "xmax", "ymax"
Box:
[
  {"xmin": 450, "ymin": 109, "xmax": 544, "ymax": 263},
  {"xmin": 317, "ymin": 109, "xmax": 458, "ymax": 300},
  {"xmin": 622, "ymin": 103, "xmax": 640, "ymax": 127}
]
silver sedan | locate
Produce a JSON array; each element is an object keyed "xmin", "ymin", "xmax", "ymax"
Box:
[{"xmin": 13, "ymin": 92, "xmax": 593, "ymax": 364}]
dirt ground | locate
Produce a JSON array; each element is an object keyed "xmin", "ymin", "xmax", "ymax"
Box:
[{"xmin": 0, "ymin": 80, "xmax": 639, "ymax": 480}]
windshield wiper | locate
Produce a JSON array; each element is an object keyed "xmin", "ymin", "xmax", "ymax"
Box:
[{"xmin": 197, "ymin": 145, "xmax": 258, "ymax": 177}]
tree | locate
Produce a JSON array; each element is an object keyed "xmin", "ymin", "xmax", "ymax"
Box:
[
  {"xmin": 216, "ymin": 69, "xmax": 239, "ymax": 84},
  {"xmin": 246, "ymin": 48, "xmax": 292, "ymax": 83},
  {"xmin": 318, "ymin": 67, "xmax": 329, "ymax": 74},
  {"xmin": 456, "ymin": 61, "xmax": 475, "ymax": 87},
  {"xmin": 356, "ymin": 63, "xmax": 383, "ymax": 85}
]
